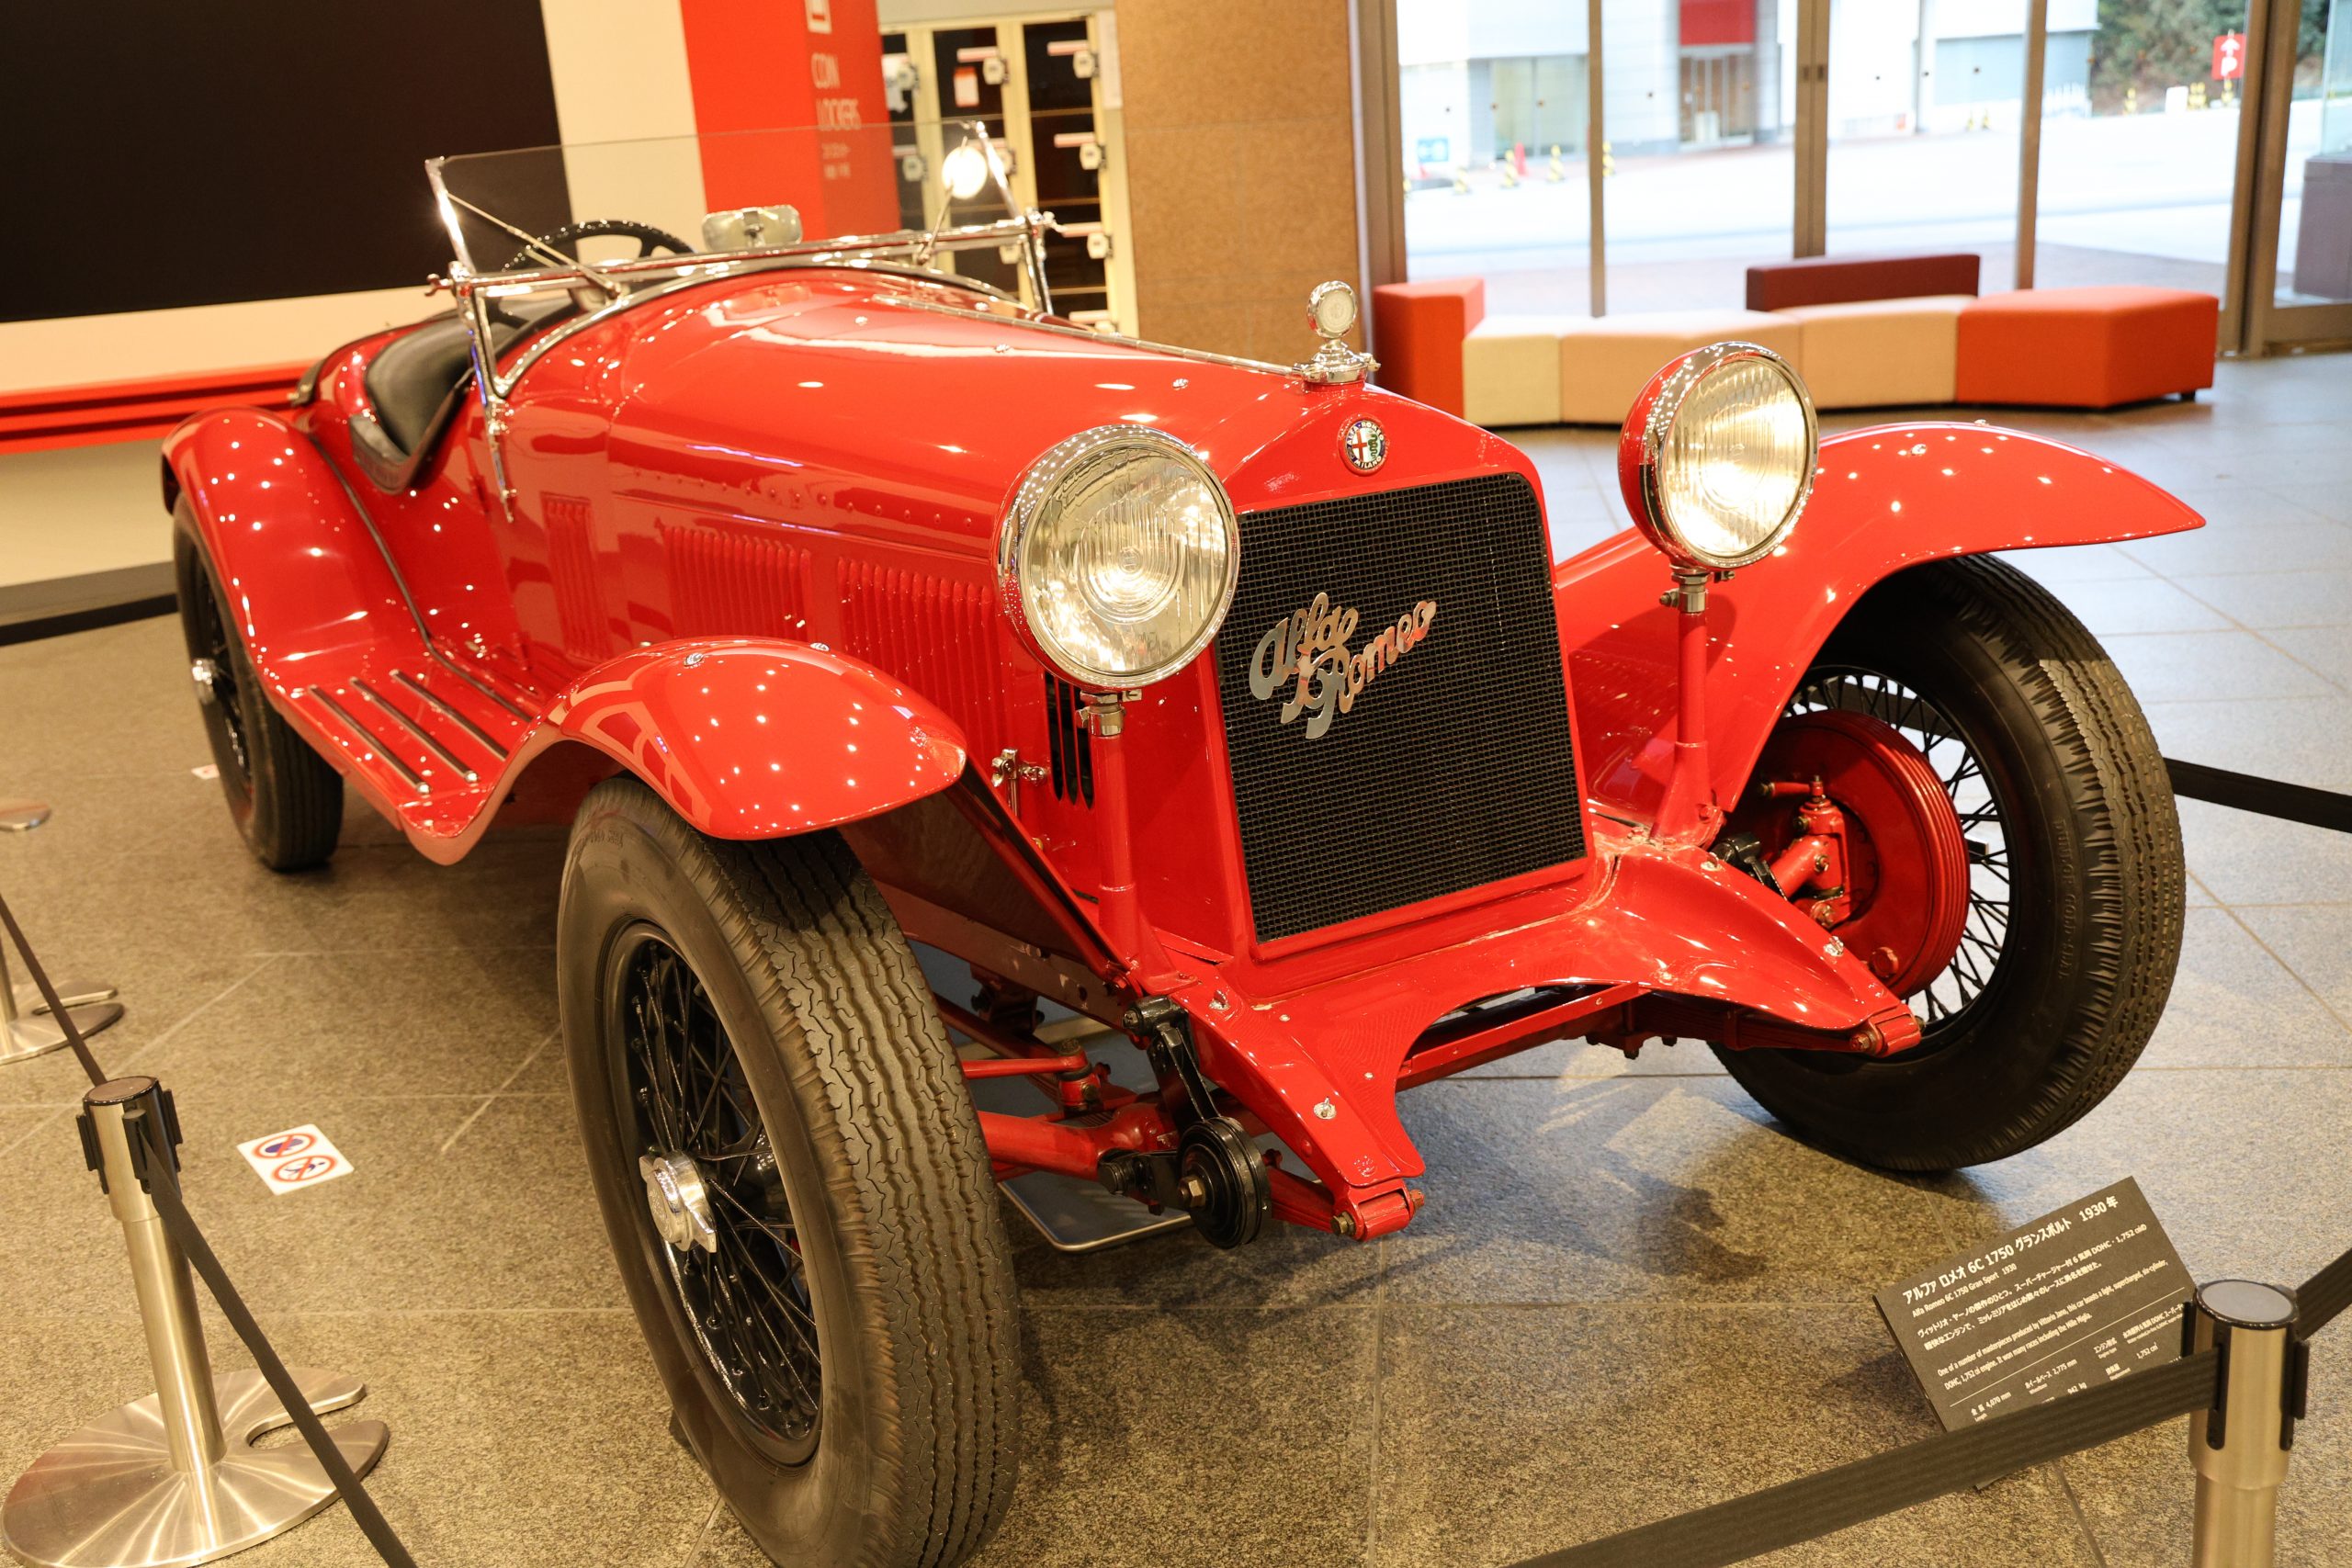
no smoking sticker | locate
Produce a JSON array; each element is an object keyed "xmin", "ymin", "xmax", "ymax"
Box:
[{"xmin": 236, "ymin": 1124, "xmax": 355, "ymax": 1195}]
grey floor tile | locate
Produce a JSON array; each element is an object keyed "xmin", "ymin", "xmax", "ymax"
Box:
[
  {"xmin": 2098, "ymin": 629, "xmax": 2336, "ymax": 703},
  {"xmin": 0, "ymin": 1091, "xmax": 620, "ymax": 1319},
  {"xmin": 1963, "ymin": 1070, "xmax": 2352, "ymax": 1291},
  {"xmin": 1998, "ymin": 543, "xmax": 2154, "ymax": 583},
  {"xmin": 2229, "ymin": 905, "xmax": 2352, "ymax": 1024},
  {"xmin": 1382, "ymin": 1077, "xmax": 2010, "ymax": 1305},
  {"xmin": 1374, "ymin": 1303, "xmax": 2103, "ymax": 1568},
  {"xmin": 1386, "ymin": 1064, "xmax": 2352, "ymax": 1313},
  {"xmin": 147, "ymin": 947, "xmax": 559, "ymax": 1101},
  {"xmin": 2114, "ymin": 521, "xmax": 2352, "ymax": 578},
  {"xmin": 2157, "ymin": 484, "xmax": 2336, "ymax": 529},
  {"xmin": 695, "ymin": 1306, "xmax": 1381, "ymax": 1568},
  {"xmin": 2142, "ymin": 697, "xmax": 2352, "ymax": 789},
  {"xmin": 2168, "ymin": 570, "xmax": 2352, "ymax": 628},
  {"xmin": 2178, "ymin": 798, "xmax": 2352, "ymax": 907},
  {"xmin": 0, "ymin": 1309, "xmax": 707, "ymax": 1568},
  {"xmin": 0, "ymin": 947, "xmax": 267, "ymax": 1107},
  {"xmin": 2269, "ymin": 480, "xmax": 2352, "ymax": 526},
  {"xmin": 2262, "ymin": 624, "xmax": 2352, "ymax": 688},
  {"xmin": 2139, "ymin": 908, "xmax": 2352, "ymax": 1068},
  {"xmin": 2046, "ymin": 579, "xmax": 2233, "ymax": 636}
]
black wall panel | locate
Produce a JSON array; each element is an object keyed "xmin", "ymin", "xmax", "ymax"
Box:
[{"xmin": 1, "ymin": 2, "xmax": 564, "ymax": 323}]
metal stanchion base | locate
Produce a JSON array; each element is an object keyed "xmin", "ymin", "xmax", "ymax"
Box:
[
  {"xmin": 14, "ymin": 977, "xmax": 119, "ymax": 1015},
  {"xmin": 2, "ymin": 1368, "xmax": 389, "ymax": 1568},
  {"xmin": 0, "ymin": 1000, "xmax": 124, "ymax": 1065},
  {"xmin": 0, "ymin": 801, "xmax": 51, "ymax": 833}
]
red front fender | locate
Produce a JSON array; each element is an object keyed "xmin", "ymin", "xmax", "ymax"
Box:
[
  {"xmin": 548, "ymin": 640, "xmax": 970, "ymax": 840},
  {"xmin": 1555, "ymin": 423, "xmax": 2204, "ymax": 823}
]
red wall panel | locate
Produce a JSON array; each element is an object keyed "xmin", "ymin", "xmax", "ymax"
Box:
[
  {"xmin": 1679, "ymin": 0, "xmax": 1756, "ymax": 48},
  {"xmin": 677, "ymin": 0, "xmax": 898, "ymax": 236}
]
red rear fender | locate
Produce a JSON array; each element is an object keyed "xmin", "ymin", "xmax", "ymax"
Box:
[
  {"xmin": 163, "ymin": 408, "xmax": 427, "ymax": 690},
  {"xmin": 1555, "ymin": 423, "xmax": 2204, "ymax": 824}
]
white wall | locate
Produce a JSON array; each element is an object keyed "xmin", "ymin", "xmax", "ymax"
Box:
[{"xmin": 1602, "ymin": 0, "xmax": 1679, "ymax": 150}]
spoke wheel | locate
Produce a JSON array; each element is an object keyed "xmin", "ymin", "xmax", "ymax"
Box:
[
  {"xmin": 1709, "ymin": 557, "xmax": 2183, "ymax": 1169},
  {"xmin": 612, "ymin": 928, "xmax": 820, "ymax": 1461},
  {"xmin": 1781, "ymin": 667, "xmax": 2014, "ymax": 1048},
  {"xmin": 562, "ymin": 782, "xmax": 1020, "ymax": 1566}
]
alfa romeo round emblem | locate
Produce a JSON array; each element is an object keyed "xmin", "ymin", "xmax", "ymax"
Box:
[{"xmin": 1341, "ymin": 417, "xmax": 1387, "ymax": 474}]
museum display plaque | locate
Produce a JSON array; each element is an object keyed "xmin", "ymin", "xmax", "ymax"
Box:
[{"xmin": 1878, "ymin": 1177, "xmax": 2193, "ymax": 1428}]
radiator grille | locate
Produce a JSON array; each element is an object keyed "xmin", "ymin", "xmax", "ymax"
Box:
[
  {"xmin": 1213, "ymin": 470, "xmax": 1584, "ymax": 943},
  {"xmin": 1043, "ymin": 675, "xmax": 1094, "ymax": 806},
  {"xmin": 837, "ymin": 561, "xmax": 1002, "ymax": 746}
]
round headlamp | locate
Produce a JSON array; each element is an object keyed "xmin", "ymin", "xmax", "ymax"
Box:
[
  {"xmin": 1617, "ymin": 342, "xmax": 1818, "ymax": 570},
  {"xmin": 997, "ymin": 426, "xmax": 1240, "ymax": 690}
]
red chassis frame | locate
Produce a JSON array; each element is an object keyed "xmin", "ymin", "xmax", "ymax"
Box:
[
  {"xmin": 849, "ymin": 426, "xmax": 2204, "ymax": 1242},
  {"xmin": 165, "ymin": 279, "xmax": 2201, "ymax": 1244}
]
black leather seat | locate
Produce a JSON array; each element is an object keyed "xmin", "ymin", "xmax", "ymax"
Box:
[
  {"xmin": 365, "ymin": 314, "xmax": 479, "ymax": 454},
  {"xmin": 351, "ymin": 302, "xmax": 566, "ymax": 490}
]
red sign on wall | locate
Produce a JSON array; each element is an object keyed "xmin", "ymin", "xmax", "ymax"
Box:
[{"xmin": 2212, "ymin": 32, "xmax": 2246, "ymax": 81}]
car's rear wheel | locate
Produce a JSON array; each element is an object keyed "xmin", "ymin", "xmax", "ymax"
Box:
[
  {"xmin": 172, "ymin": 502, "xmax": 343, "ymax": 870},
  {"xmin": 1714, "ymin": 555, "xmax": 2184, "ymax": 1169},
  {"xmin": 560, "ymin": 778, "xmax": 1020, "ymax": 1568}
]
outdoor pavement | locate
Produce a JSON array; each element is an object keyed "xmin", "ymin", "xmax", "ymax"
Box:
[{"xmin": 1, "ymin": 350, "xmax": 2349, "ymax": 1565}]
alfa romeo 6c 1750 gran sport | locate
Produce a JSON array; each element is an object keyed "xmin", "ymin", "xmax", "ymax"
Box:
[{"xmin": 163, "ymin": 123, "xmax": 2197, "ymax": 1565}]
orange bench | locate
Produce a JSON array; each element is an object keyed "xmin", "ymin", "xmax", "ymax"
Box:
[
  {"xmin": 1957, "ymin": 288, "xmax": 2218, "ymax": 409},
  {"xmin": 1370, "ymin": 278, "xmax": 1485, "ymax": 417}
]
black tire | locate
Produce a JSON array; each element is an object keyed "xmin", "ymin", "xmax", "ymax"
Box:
[
  {"xmin": 1714, "ymin": 555, "xmax": 2184, "ymax": 1169},
  {"xmin": 560, "ymin": 778, "xmax": 1020, "ymax": 1568},
  {"xmin": 172, "ymin": 502, "xmax": 343, "ymax": 871}
]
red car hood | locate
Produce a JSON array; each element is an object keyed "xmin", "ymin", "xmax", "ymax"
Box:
[{"xmin": 597, "ymin": 268, "xmax": 1378, "ymax": 545}]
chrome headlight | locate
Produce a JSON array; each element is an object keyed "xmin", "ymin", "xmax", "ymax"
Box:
[
  {"xmin": 997, "ymin": 426, "xmax": 1239, "ymax": 689},
  {"xmin": 1619, "ymin": 342, "xmax": 1818, "ymax": 570}
]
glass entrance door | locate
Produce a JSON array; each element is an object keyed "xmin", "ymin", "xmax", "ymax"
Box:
[{"xmin": 2254, "ymin": 0, "xmax": 2352, "ymax": 344}]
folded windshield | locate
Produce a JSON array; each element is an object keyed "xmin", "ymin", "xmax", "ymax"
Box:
[{"xmin": 429, "ymin": 121, "xmax": 1033, "ymax": 295}]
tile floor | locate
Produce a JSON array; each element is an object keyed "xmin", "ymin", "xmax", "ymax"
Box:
[{"xmin": 2, "ymin": 352, "xmax": 2350, "ymax": 1567}]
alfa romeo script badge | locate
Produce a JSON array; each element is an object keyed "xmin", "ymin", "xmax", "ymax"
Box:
[
  {"xmin": 1340, "ymin": 417, "xmax": 1387, "ymax": 473},
  {"xmin": 1247, "ymin": 591, "xmax": 1437, "ymax": 740}
]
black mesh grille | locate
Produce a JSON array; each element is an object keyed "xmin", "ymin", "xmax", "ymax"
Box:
[{"xmin": 1213, "ymin": 470, "xmax": 1585, "ymax": 943}]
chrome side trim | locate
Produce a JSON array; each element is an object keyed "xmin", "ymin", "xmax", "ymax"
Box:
[
  {"xmin": 433, "ymin": 660, "xmax": 534, "ymax": 723},
  {"xmin": 307, "ymin": 686, "xmax": 429, "ymax": 794},
  {"xmin": 392, "ymin": 670, "xmax": 512, "ymax": 758},
  {"xmin": 352, "ymin": 679, "xmax": 480, "ymax": 783}
]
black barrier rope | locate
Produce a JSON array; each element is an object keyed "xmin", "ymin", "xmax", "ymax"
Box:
[
  {"xmin": 1510, "ymin": 1349, "xmax": 2221, "ymax": 1568},
  {"xmin": 2166, "ymin": 758, "xmax": 2352, "ymax": 835},
  {"xmin": 2301, "ymin": 1243, "xmax": 2352, "ymax": 1340},
  {"xmin": 0, "ymin": 888, "xmax": 419, "ymax": 1568}
]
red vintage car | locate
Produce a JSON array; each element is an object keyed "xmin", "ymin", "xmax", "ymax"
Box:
[{"xmin": 165, "ymin": 125, "xmax": 2194, "ymax": 1566}]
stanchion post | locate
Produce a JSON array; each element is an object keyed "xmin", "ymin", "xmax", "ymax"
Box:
[
  {"xmin": 2, "ymin": 1075, "xmax": 388, "ymax": 1568},
  {"xmin": 0, "ymin": 931, "xmax": 123, "ymax": 1064},
  {"xmin": 2186, "ymin": 1279, "xmax": 2307, "ymax": 1568},
  {"xmin": 90, "ymin": 1080, "xmax": 229, "ymax": 1482}
]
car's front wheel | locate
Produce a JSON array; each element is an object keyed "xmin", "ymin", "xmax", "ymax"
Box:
[
  {"xmin": 560, "ymin": 778, "xmax": 1020, "ymax": 1568},
  {"xmin": 1716, "ymin": 555, "xmax": 2185, "ymax": 1169}
]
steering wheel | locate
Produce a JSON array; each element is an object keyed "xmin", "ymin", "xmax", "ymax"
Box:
[{"xmin": 503, "ymin": 218, "xmax": 693, "ymax": 272}]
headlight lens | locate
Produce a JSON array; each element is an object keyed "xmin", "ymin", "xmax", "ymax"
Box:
[
  {"xmin": 1620, "ymin": 342, "xmax": 1818, "ymax": 570},
  {"xmin": 997, "ymin": 427, "xmax": 1239, "ymax": 689}
]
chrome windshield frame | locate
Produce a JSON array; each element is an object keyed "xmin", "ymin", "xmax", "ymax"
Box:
[{"xmin": 424, "ymin": 151, "xmax": 1060, "ymax": 519}]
